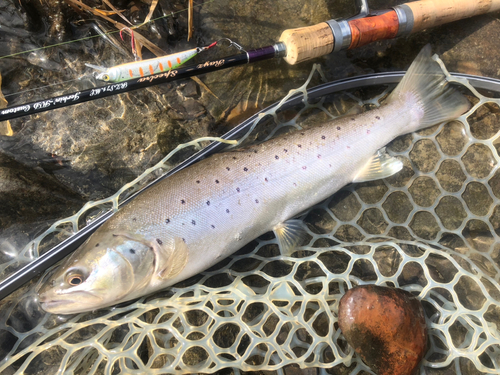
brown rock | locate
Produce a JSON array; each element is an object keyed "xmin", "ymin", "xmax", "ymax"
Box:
[{"xmin": 338, "ymin": 285, "xmax": 428, "ymax": 375}]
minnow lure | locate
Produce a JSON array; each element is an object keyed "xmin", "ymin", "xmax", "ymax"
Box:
[{"xmin": 86, "ymin": 42, "xmax": 217, "ymax": 83}]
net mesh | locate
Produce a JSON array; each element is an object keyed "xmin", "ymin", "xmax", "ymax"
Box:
[{"xmin": 0, "ymin": 57, "xmax": 499, "ymax": 375}]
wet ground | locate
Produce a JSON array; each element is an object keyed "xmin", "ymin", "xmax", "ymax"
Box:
[{"xmin": 0, "ymin": 0, "xmax": 499, "ymax": 374}]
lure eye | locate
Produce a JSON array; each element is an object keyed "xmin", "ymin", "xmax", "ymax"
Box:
[{"xmin": 103, "ymin": 74, "xmax": 110, "ymax": 81}]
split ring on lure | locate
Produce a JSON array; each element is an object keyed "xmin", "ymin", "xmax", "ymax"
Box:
[{"xmin": 86, "ymin": 42, "xmax": 217, "ymax": 83}]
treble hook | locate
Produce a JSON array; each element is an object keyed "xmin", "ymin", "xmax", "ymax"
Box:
[{"xmin": 120, "ymin": 27, "xmax": 139, "ymax": 61}]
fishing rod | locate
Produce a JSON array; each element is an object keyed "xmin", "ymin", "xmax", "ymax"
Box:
[{"xmin": 1, "ymin": 0, "xmax": 500, "ymax": 123}]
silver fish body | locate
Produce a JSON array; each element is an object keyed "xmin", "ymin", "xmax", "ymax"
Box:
[{"xmin": 39, "ymin": 46, "xmax": 470, "ymax": 314}]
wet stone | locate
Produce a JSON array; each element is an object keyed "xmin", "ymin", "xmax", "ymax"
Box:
[
  {"xmin": 436, "ymin": 121, "xmax": 468, "ymax": 155},
  {"xmin": 387, "ymin": 226, "xmax": 415, "ymax": 241},
  {"xmin": 304, "ymin": 208, "xmax": 336, "ymax": 234},
  {"xmin": 408, "ymin": 176, "xmax": 441, "ymax": 207},
  {"xmin": 328, "ymin": 190, "xmax": 361, "ymax": 222},
  {"xmin": 489, "ymin": 205, "xmax": 500, "ymax": 237},
  {"xmin": 180, "ymin": 80, "xmax": 199, "ymax": 98},
  {"xmin": 338, "ymin": 285, "xmax": 428, "ymax": 375},
  {"xmin": 354, "ymin": 180, "xmax": 388, "ymax": 204},
  {"xmin": 468, "ymin": 103, "xmax": 500, "ymax": 140},
  {"xmin": 387, "ymin": 133, "xmax": 413, "ymax": 153},
  {"xmin": 436, "ymin": 160, "xmax": 467, "ymax": 192},
  {"xmin": 435, "ymin": 196, "xmax": 468, "ymax": 230},
  {"xmin": 384, "ymin": 157, "xmax": 414, "ymax": 187},
  {"xmin": 462, "ymin": 143, "xmax": 497, "ymax": 179},
  {"xmin": 462, "ymin": 219, "xmax": 495, "ymax": 253},
  {"xmin": 334, "ymin": 224, "xmax": 364, "ymax": 243},
  {"xmin": 488, "ymin": 170, "xmax": 500, "ymax": 199},
  {"xmin": 462, "ymin": 182, "xmax": 493, "ymax": 216},
  {"xmin": 409, "ymin": 139, "xmax": 441, "ymax": 173},
  {"xmin": 409, "ymin": 211, "xmax": 440, "ymax": 240},
  {"xmin": 356, "ymin": 208, "xmax": 388, "ymax": 235},
  {"xmin": 382, "ymin": 192, "xmax": 413, "ymax": 224}
]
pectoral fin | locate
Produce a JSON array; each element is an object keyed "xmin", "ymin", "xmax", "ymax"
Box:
[
  {"xmin": 353, "ymin": 148, "xmax": 403, "ymax": 183},
  {"xmin": 273, "ymin": 220, "xmax": 308, "ymax": 256},
  {"xmin": 157, "ymin": 237, "xmax": 189, "ymax": 280}
]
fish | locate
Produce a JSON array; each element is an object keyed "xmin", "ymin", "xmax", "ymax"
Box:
[{"xmin": 38, "ymin": 46, "xmax": 470, "ymax": 314}]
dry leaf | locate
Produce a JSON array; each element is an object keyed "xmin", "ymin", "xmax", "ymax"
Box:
[
  {"xmin": 142, "ymin": 0, "xmax": 159, "ymax": 26},
  {"xmin": 0, "ymin": 73, "xmax": 13, "ymax": 136},
  {"xmin": 64, "ymin": 0, "xmax": 166, "ymax": 57},
  {"xmin": 188, "ymin": 0, "xmax": 193, "ymax": 41}
]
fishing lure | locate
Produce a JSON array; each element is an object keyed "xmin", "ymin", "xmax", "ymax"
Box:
[{"xmin": 86, "ymin": 42, "xmax": 217, "ymax": 83}]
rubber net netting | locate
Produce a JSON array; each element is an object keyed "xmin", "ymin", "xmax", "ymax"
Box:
[{"xmin": 0, "ymin": 57, "xmax": 499, "ymax": 375}]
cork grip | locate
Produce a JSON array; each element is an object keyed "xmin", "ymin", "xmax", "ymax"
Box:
[
  {"xmin": 349, "ymin": 11, "xmax": 400, "ymax": 49},
  {"xmin": 279, "ymin": 22, "xmax": 334, "ymax": 65},
  {"xmin": 407, "ymin": 0, "xmax": 500, "ymax": 33}
]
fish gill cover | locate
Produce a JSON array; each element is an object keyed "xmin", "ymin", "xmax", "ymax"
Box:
[{"xmin": 0, "ymin": 59, "xmax": 499, "ymax": 375}]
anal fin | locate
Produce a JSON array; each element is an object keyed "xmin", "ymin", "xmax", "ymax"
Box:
[
  {"xmin": 353, "ymin": 148, "xmax": 403, "ymax": 183},
  {"xmin": 273, "ymin": 220, "xmax": 308, "ymax": 256}
]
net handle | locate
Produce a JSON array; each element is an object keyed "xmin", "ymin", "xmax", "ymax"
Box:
[{"xmin": 278, "ymin": 0, "xmax": 500, "ymax": 64}]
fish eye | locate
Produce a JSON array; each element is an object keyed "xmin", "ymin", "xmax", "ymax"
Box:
[{"xmin": 66, "ymin": 269, "xmax": 87, "ymax": 286}]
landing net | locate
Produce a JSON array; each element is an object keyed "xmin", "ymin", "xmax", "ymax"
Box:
[{"xmin": 0, "ymin": 56, "xmax": 499, "ymax": 375}]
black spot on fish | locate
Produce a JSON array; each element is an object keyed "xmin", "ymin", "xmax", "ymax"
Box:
[
  {"xmin": 156, "ymin": 239, "xmax": 163, "ymax": 245},
  {"xmin": 298, "ymin": 144, "xmax": 302, "ymax": 148},
  {"xmin": 351, "ymin": 118, "xmax": 355, "ymax": 121},
  {"xmin": 181, "ymin": 199, "xmax": 186, "ymax": 204},
  {"xmin": 265, "ymin": 177, "xmax": 268, "ymax": 182},
  {"xmin": 255, "ymin": 199, "xmax": 259, "ymax": 203},
  {"xmin": 95, "ymin": 243, "xmax": 100, "ymax": 247},
  {"xmin": 293, "ymin": 182, "xmax": 297, "ymax": 187},
  {"xmin": 317, "ymin": 154, "xmax": 321, "ymax": 159},
  {"xmin": 301, "ymin": 132, "xmax": 305, "ymax": 136},
  {"xmin": 211, "ymin": 225, "xmax": 215, "ymax": 229},
  {"xmin": 226, "ymin": 167, "xmax": 230, "ymax": 171},
  {"xmin": 226, "ymin": 209, "xmax": 230, "ymax": 213},
  {"xmin": 207, "ymin": 201, "xmax": 210, "ymax": 205},
  {"xmin": 275, "ymin": 155, "xmax": 279, "ymax": 160},
  {"xmin": 196, "ymin": 180, "xmax": 200, "ymax": 184},
  {"xmin": 165, "ymin": 218, "xmax": 170, "ymax": 224},
  {"xmin": 337, "ymin": 126, "xmax": 341, "ymax": 130},
  {"xmin": 233, "ymin": 156, "xmax": 237, "ymax": 160},
  {"xmin": 236, "ymin": 187, "xmax": 240, "ymax": 192},
  {"xmin": 284, "ymin": 149, "xmax": 288, "ymax": 153},
  {"xmin": 321, "ymin": 135, "xmax": 326, "ymax": 140},
  {"xmin": 215, "ymin": 179, "xmax": 219, "ymax": 184},
  {"xmin": 302, "ymin": 166, "xmax": 307, "ymax": 170},
  {"xmin": 243, "ymin": 167, "xmax": 248, "ymax": 171},
  {"xmin": 254, "ymin": 150, "xmax": 258, "ymax": 154},
  {"xmin": 129, "ymin": 249, "xmax": 136, "ymax": 254},
  {"xmin": 132, "ymin": 218, "xmax": 137, "ymax": 222},
  {"xmin": 376, "ymin": 116, "xmax": 380, "ymax": 120},
  {"xmin": 192, "ymin": 220, "xmax": 196, "ymax": 225},
  {"xmin": 182, "ymin": 238, "xmax": 186, "ymax": 243}
]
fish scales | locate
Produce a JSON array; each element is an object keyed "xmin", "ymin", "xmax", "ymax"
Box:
[
  {"xmin": 109, "ymin": 104, "xmax": 402, "ymax": 267},
  {"xmin": 39, "ymin": 46, "xmax": 470, "ymax": 314}
]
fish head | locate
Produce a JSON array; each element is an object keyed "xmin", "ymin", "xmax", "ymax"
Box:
[{"xmin": 38, "ymin": 232, "xmax": 155, "ymax": 314}]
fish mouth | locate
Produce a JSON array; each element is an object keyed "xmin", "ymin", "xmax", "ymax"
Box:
[{"xmin": 39, "ymin": 290, "xmax": 103, "ymax": 314}]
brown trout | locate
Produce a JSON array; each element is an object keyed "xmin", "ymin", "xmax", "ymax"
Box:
[{"xmin": 39, "ymin": 46, "xmax": 469, "ymax": 314}]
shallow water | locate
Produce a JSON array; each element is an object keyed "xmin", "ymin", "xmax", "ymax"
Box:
[{"xmin": 0, "ymin": 0, "xmax": 499, "ymax": 374}]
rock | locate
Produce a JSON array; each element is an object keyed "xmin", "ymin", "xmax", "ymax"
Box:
[{"xmin": 338, "ymin": 285, "xmax": 428, "ymax": 375}]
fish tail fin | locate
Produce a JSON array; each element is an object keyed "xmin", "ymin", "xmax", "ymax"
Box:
[{"xmin": 387, "ymin": 44, "xmax": 470, "ymax": 130}]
